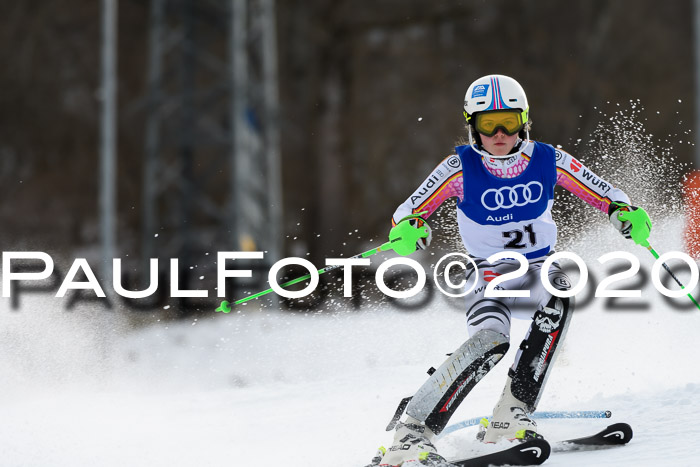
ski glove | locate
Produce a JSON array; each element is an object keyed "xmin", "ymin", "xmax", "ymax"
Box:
[
  {"xmin": 608, "ymin": 202, "xmax": 652, "ymax": 247},
  {"xmin": 389, "ymin": 212, "xmax": 432, "ymax": 256}
]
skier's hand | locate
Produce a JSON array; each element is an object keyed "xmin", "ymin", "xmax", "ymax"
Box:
[
  {"xmin": 389, "ymin": 213, "xmax": 432, "ymax": 256},
  {"xmin": 410, "ymin": 217, "xmax": 432, "ymax": 251},
  {"xmin": 608, "ymin": 202, "xmax": 651, "ymax": 247}
]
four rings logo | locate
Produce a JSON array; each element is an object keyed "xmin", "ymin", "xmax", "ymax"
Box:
[{"xmin": 481, "ymin": 182, "xmax": 543, "ymax": 211}]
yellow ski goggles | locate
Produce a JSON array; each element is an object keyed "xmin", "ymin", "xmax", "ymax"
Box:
[{"xmin": 468, "ymin": 110, "xmax": 526, "ymax": 137}]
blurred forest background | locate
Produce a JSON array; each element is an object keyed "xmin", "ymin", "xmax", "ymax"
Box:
[{"xmin": 0, "ymin": 0, "xmax": 695, "ymax": 292}]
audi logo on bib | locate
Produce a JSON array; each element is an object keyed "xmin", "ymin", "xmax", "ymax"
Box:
[{"xmin": 480, "ymin": 181, "xmax": 544, "ymax": 211}]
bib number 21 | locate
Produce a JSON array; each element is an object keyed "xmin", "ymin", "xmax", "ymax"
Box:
[{"xmin": 503, "ymin": 223, "xmax": 537, "ymax": 249}]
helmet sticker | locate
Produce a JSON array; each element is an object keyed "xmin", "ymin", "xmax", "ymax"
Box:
[{"xmin": 471, "ymin": 84, "xmax": 489, "ymax": 98}]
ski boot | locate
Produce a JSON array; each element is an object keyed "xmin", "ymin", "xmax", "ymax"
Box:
[
  {"xmin": 481, "ymin": 377, "xmax": 539, "ymax": 443},
  {"xmin": 373, "ymin": 416, "xmax": 448, "ymax": 466}
]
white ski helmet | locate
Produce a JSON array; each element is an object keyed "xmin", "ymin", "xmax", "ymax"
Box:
[
  {"xmin": 463, "ymin": 74, "xmax": 531, "ymax": 157},
  {"xmin": 464, "ymin": 74, "xmax": 529, "ymax": 119}
]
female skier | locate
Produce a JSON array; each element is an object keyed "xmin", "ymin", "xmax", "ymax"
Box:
[{"xmin": 369, "ymin": 74, "xmax": 652, "ymax": 466}]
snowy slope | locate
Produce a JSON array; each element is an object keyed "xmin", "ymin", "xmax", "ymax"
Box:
[{"xmin": 1, "ymin": 217, "xmax": 700, "ymax": 467}]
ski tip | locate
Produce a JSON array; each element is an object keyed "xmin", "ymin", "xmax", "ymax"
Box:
[
  {"xmin": 451, "ymin": 438, "xmax": 550, "ymax": 467},
  {"xmin": 555, "ymin": 422, "xmax": 634, "ymax": 451},
  {"xmin": 523, "ymin": 438, "xmax": 551, "ymax": 465},
  {"xmin": 602, "ymin": 422, "xmax": 633, "ymax": 445}
]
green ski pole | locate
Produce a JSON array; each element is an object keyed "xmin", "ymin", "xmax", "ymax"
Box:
[
  {"xmin": 215, "ymin": 241, "xmax": 391, "ymax": 312},
  {"xmin": 646, "ymin": 244, "xmax": 700, "ymax": 311},
  {"xmin": 215, "ymin": 215, "xmax": 430, "ymax": 313}
]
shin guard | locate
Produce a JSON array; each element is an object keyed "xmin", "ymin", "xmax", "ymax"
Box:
[
  {"xmin": 405, "ymin": 329, "xmax": 509, "ymax": 434},
  {"xmin": 510, "ymin": 294, "xmax": 573, "ymax": 412}
]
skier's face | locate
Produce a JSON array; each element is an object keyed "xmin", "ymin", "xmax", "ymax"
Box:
[{"xmin": 479, "ymin": 128, "xmax": 518, "ymax": 156}]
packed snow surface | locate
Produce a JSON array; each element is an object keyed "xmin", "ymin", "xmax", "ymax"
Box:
[{"xmin": 1, "ymin": 216, "xmax": 699, "ymax": 466}]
